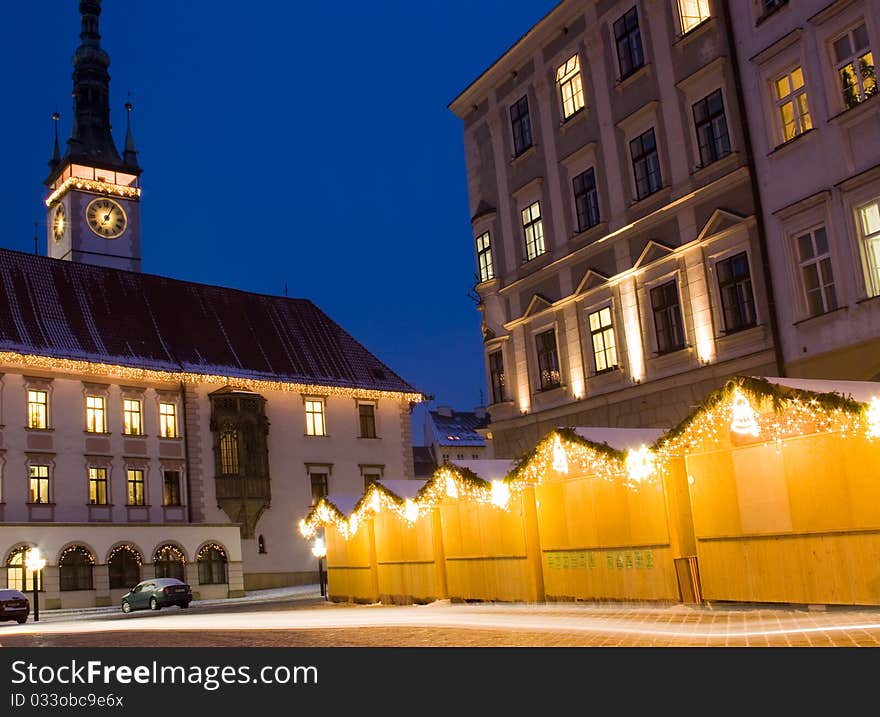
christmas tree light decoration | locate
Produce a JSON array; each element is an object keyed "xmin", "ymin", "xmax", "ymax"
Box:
[
  {"xmin": 552, "ymin": 434, "xmax": 569, "ymax": 474},
  {"xmin": 730, "ymin": 387, "xmax": 760, "ymax": 436},
  {"xmin": 625, "ymin": 445, "xmax": 655, "ymax": 484},
  {"xmin": 867, "ymin": 397, "xmax": 880, "ymax": 439},
  {"xmin": 491, "ymin": 480, "xmax": 511, "ymax": 509},
  {"xmin": 403, "ymin": 499, "xmax": 419, "ymax": 524}
]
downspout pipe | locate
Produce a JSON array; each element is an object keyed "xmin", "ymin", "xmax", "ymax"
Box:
[{"xmin": 180, "ymin": 381, "xmax": 194, "ymax": 523}]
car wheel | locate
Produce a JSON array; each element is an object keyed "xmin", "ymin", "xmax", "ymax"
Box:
[
  {"xmin": 121, "ymin": 600, "xmax": 132, "ymax": 614},
  {"xmin": 149, "ymin": 597, "xmax": 160, "ymax": 611},
  {"xmin": 180, "ymin": 602, "xmax": 190, "ymax": 609},
  {"xmin": 16, "ymin": 617, "xmax": 27, "ymax": 624}
]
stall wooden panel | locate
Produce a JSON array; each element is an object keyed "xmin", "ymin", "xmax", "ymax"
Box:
[
  {"xmin": 326, "ymin": 520, "xmax": 378, "ymax": 603},
  {"xmin": 374, "ymin": 510, "xmax": 440, "ymax": 604}
]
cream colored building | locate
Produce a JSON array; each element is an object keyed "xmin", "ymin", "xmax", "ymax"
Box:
[{"xmin": 450, "ymin": 0, "xmax": 780, "ymax": 457}]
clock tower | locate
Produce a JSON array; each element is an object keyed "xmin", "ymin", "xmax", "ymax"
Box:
[{"xmin": 45, "ymin": 0, "xmax": 142, "ymax": 272}]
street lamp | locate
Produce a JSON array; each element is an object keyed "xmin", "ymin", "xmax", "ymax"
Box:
[
  {"xmin": 25, "ymin": 548, "xmax": 46, "ymax": 623},
  {"xmin": 311, "ymin": 537, "xmax": 327, "ymax": 600}
]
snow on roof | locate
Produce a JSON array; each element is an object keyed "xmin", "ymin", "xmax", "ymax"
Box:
[
  {"xmin": 762, "ymin": 377, "xmax": 880, "ymax": 404},
  {"xmin": 452, "ymin": 459, "xmax": 516, "ymax": 482},
  {"xmin": 572, "ymin": 427, "xmax": 667, "ymax": 452},
  {"xmin": 427, "ymin": 409, "xmax": 489, "ymax": 447},
  {"xmin": 378, "ymin": 479, "xmax": 427, "ymax": 500}
]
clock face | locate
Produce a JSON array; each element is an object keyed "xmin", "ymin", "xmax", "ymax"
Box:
[
  {"xmin": 52, "ymin": 204, "xmax": 66, "ymax": 244},
  {"xmin": 85, "ymin": 197, "xmax": 127, "ymax": 239}
]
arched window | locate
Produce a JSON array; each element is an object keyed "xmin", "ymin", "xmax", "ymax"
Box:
[
  {"xmin": 5, "ymin": 546, "xmax": 39, "ymax": 592},
  {"xmin": 258, "ymin": 535, "xmax": 267, "ymax": 554},
  {"xmin": 153, "ymin": 544, "xmax": 186, "ymax": 582},
  {"xmin": 108, "ymin": 545, "xmax": 142, "ymax": 590},
  {"xmin": 197, "ymin": 544, "xmax": 228, "ymax": 585},
  {"xmin": 59, "ymin": 546, "xmax": 95, "ymax": 591}
]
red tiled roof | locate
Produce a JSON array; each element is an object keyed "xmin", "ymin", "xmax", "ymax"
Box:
[{"xmin": 0, "ymin": 248, "xmax": 418, "ymax": 394}]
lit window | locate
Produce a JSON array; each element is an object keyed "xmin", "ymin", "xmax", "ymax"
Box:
[
  {"xmin": 522, "ymin": 201, "xmax": 546, "ymax": 261},
  {"xmin": 123, "ymin": 398, "xmax": 142, "ymax": 436},
  {"xmin": 834, "ymin": 24, "xmax": 877, "ymax": 110},
  {"xmin": 476, "ymin": 232, "xmax": 494, "ymax": 283},
  {"xmin": 717, "ymin": 252, "xmax": 757, "ymax": 333},
  {"xmin": 630, "ymin": 128, "xmax": 662, "ymax": 200},
  {"xmin": 573, "ymin": 168, "xmax": 600, "ymax": 232},
  {"xmin": 305, "ymin": 399, "xmax": 326, "ymax": 436},
  {"xmin": 614, "ymin": 7, "xmax": 644, "ymax": 80},
  {"xmin": 556, "ymin": 54, "xmax": 585, "ymax": 119},
  {"xmin": 88, "ymin": 467, "xmax": 108, "ymax": 505},
  {"xmin": 651, "ymin": 281, "xmax": 685, "ymax": 354},
  {"xmin": 6, "ymin": 547, "xmax": 39, "ymax": 592},
  {"xmin": 219, "ymin": 431, "xmax": 239, "ymax": 474},
  {"xmin": 163, "ymin": 470, "xmax": 182, "ymax": 506},
  {"xmin": 159, "ymin": 402, "xmax": 178, "ymax": 438},
  {"xmin": 27, "ymin": 390, "xmax": 48, "ymax": 429},
  {"xmin": 774, "ymin": 67, "xmax": 812, "ymax": 142},
  {"xmin": 510, "ymin": 95, "xmax": 532, "ymax": 156},
  {"xmin": 126, "ymin": 468, "xmax": 145, "ymax": 506},
  {"xmin": 358, "ymin": 403, "xmax": 377, "ymax": 438},
  {"xmin": 796, "ymin": 227, "xmax": 837, "ymax": 317},
  {"xmin": 693, "ymin": 89, "xmax": 731, "ymax": 167},
  {"xmin": 488, "ymin": 350, "xmax": 506, "ymax": 404},
  {"xmin": 678, "ymin": 0, "xmax": 710, "ymax": 34},
  {"xmin": 86, "ymin": 395, "xmax": 106, "ymax": 433},
  {"xmin": 536, "ymin": 329, "xmax": 561, "ymax": 391},
  {"xmin": 29, "ymin": 465, "xmax": 50, "ymax": 504},
  {"xmin": 588, "ymin": 307, "xmax": 618, "ymax": 373}
]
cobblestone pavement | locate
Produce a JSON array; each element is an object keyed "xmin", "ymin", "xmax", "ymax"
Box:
[{"xmin": 4, "ymin": 598, "xmax": 880, "ymax": 646}]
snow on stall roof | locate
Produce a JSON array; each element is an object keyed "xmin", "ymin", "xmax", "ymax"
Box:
[
  {"xmin": 572, "ymin": 427, "xmax": 667, "ymax": 452},
  {"xmin": 762, "ymin": 377, "xmax": 880, "ymax": 404},
  {"xmin": 452, "ymin": 459, "xmax": 516, "ymax": 482},
  {"xmin": 377, "ymin": 480, "xmax": 427, "ymax": 500}
]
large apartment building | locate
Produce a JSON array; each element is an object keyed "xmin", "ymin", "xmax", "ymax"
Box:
[{"xmin": 450, "ymin": 0, "xmax": 781, "ymax": 457}]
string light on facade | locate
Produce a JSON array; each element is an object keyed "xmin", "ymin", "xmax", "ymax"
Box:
[
  {"xmin": 867, "ymin": 397, "xmax": 880, "ymax": 439},
  {"xmin": 729, "ymin": 387, "xmax": 760, "ymax": 436}
]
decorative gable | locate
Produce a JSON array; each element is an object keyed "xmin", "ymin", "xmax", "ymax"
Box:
[
  {"xmin": 695, "ymin": 209, "xmax": 747, "ymax": 244},
  {"xmin": 574, "ymin": 269, "xmax": 610, "ymax": 295},
  {"xmin": 522, "ymin": 294, "xmax": 554, "ymax": 319},
  {"xmin": 633, "ymin": 240, "xmax": 675, "ymax": 270}
]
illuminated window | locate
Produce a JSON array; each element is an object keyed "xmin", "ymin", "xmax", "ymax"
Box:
[
  {"xmin": 126, "ymin": 468, "xmax": 145, "ymax": 506},
  {"xmin": 88, "ymin": 467, "xmax": 108, "ymax": 505},
  {"xmin": 693, "ymin": 89, "xmax": 731, "ymax": 167},
  {"xmin": 522, "ymin": 201, "xmax": 546, "ymax": 261},
  {"xmin": 573, "ymin": 168, "xmax": 600, "ymax": 232},
  {"xmin": 717, "ymin": 252, "xmax": 756, "ymax": 333},
  {"xmin": 858, "ymin": 200, "xmax": 880, "ymax": 296},
  {"xmin": 630, "ymin": 128, "xmax": 662, "ymax": 200},
  {"xmin": 29, "ymin": 465, "xmax": 50, "ymax": 504},
  {"xmin": 6, "ymin": 547, "xmax": 40, "ymax": 592},
  {"xmin": 651, "ymin": 281, "xmax": 685, "ymax": 354},
  {"xmin": 219, "ymin": 431, "xmax": 239, "ymax": 474},
  {"xmin": 614, "ymin": 7, "xmax": 644, "ymax": 80},
  {"xmin": 834, "ymin": 24, "xmax": 876, "ymax": 110},
  {"xmin": 27, "ymin": 390, "xmax": 48, "ymax": 429},
  {"xmin": 774, "ymin": 67, "xmax": 811, "ymax": 143},
  {"xmin": 358, "ymin": 403, "xmax": 377, "ymax": 438},
  {"xmin": 488, "ymin": 350, "xmax": 506, "ymax": 404},
  {"xmin": 796, "ymin": 227, "xmax": 837, "ymax": 317},
  {"xmin": 476, "ymin": 232, "xmax": 494, "ymax": 283},
  {"xmin": 305, "ymin": 399, "xmax": 326, "ymax": 436},
  {"xmin": 588, "ymin": 307, "xmax": 618, "ymax": 373},
  {"xmin": 678, "ymin": 0, "xmax": 710, "ymax": 34},
  {"xmin": 163, "ymin": 470, "xmax": 182, "ymax": 506},
  {"xmin": 159, "ymin": 402, "xmax": 178, "ymax": 438},
  {"xmin": 86, "ymin": 395, "xmax": 106, "ymax": 433},
  {"xmin": 536, "ymin": 329, "xmax": 561, "ymax": 391},
  {"xmin": 556, "ymin": 54, "xmax": 585, "ymax": 119},
  {"xmin": 123, "ymin": 398, "xmax": 142, "ymax": 436},
  {"xmin": 510, "ymin": 95, "xmax": 532, "ymax": 156}
]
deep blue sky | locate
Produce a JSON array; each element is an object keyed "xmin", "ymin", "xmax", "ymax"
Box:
[{"xmin": 0, "ymin": 1, "xmax": 558, "ymax": 443}]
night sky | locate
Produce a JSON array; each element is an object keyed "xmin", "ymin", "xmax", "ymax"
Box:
[{"xmin": 0, "ymin": 1, "xmax": 558, "ymax": 443}]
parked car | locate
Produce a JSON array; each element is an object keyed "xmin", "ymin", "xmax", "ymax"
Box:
[
  {"xmin": 0, "ymin": 589, "xmax": 30, "ymax": 624},
  {"xmin": 121, "ymin": 578, "xmax": 192, "ymax": 613}
]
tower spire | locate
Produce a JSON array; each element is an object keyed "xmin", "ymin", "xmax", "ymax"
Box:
[
  {"xmin": 49, "ymin": 112, "xmax": 61, "ymax": 169},
  {"xmin": 123, "ymin": 99, "xmax": 138, "ymax": 167}
]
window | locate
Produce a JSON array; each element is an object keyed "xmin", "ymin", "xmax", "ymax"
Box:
[
  {"xmin": 614, "ymin": 7, "xmax": 644, "ymax": 80},
  {"xmin": 717, "ymin": 252, "xmax": 757, "ymax": 333},
  {"xmin": 163, "ymin": 470, "xmax": 182, "ymax": 506},
  {"xmin": 361, "ymin": 467, "xmax": 383, "ymax": 491},
  {"xmin": 305, "ymin": 399, "xmax": 326, "ymax": 436},
  {"xmin": 258, "ymin": 535, "xmax": 267, "ymax": 554},
  {"xmin": 59, "ymin": 546, "xmax": 94, "ymax": 592},
  {"xmin": 858, "ymin": 200, "xmax": 880, "ymax": 296},
  {"xmin": 29, "ymin": 465, "xmax": 50, "ymax": 504},
  {"xmin": 154, "ymin": 545, "xmax": 186, "ymax": 582},
  {"xmin": 310, "ymin": 471, "xmax": 328, "ymax": 506},
  {"xmin": 476, "ymin": 232, "xmax": 494, "ymax": 283},
  {"xmin": 630, "ymin": 128, "xmax": 662, "ymax": 200},
  {"xmin": 522, "ymin": 201, "xmax": 546, "ymax": 261},
  {"xmin": 796, "ymin": 227, "xmax": 837, "ymax": 316},
  {"xmin": 219, "ymin": 430, "xmax": 239, "ymax": 474},
  {"xmin": 159, "ymin": 402, "xmax": 178, "ymax": 438},
  {"xmin": 488, "ymin": 350, "xmax": 506, "ymax": 404},
  {"xmin": 123, "ymin": 398, "xmax": 142, "ymax": 436},
  {"xmin": 536, "ymin": 329, "xmax": 561, "ymax": 391},
  {"xmin": 774, "ymin": 67, "xmax": 812, "ymax": 142},
  {"xmin": 6, "ymin": 546, "xmax": 39, "ymax": 592},
  {"xmin": 557, "ymin": 54, "xmax": 585, "ymax": 119},
  {"xmin": 442, "ymin": 454, "xmax": 450, "ymax": 463},
  {"xmin": 678, "ymin": 0, "xmax": 710, "ymax": 34},
  {"xmin": 86, "ymin": 395, "xmax": 106, "ymax": 433},
  {"xmin": 573, "ymin": 168, "xmax": 600, "ymax": 232},
  {"xmin": 510, "ymin": 95, "xmax": 533, "ymax": 157},
  {"xmin": 651, "ymin": 281, "xmax": 685, "ymax": 354},
  {"xmin": 198, "ymin": 544, "xmax": 228, "ymax": 585},
  {"xmin": 834, "ymin": 24, "xmax": 877, "ymax": 110},
  {"xmin": 588, "ymin": 307, "xmax": 618, "ymax": 373},
  {"xmin": 108, "ymin": 546, "xmax": 141, "ymax": 590},
  {"xmin": 358, "ymin": 403, "xmax": 377, "ymax": 438},
  {"xmin": 693, "ymin": 89, "xmax": 731, "ymax": 167},
  {"xmin": 27, "ymin": 390, "xmax": 48, "ymax": 429},
  {"xmin": 761, "ymin": 0, "xmax": 787, "ymax": 13},
  {"xmin": 126, "ymin": 468, "xmax": 145, "ymax": 506},
  {"xmin": 88, "ymin": 467, "xmax": 108, "ymax": 505}
]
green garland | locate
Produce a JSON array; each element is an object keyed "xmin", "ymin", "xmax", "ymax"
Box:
[{"xmin": 508, "ymin": 426, "xmax": 625, "ymax": 484}]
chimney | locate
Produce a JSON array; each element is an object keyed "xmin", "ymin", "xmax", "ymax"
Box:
[{"xmin": 436, "ymin": 406, "xmax": 453, "ymax": 417}]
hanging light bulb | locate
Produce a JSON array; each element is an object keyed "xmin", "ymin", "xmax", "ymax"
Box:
[
  {"xmin": 445, "ymin": 472, "xmax": 458, "ymax": 498},
  {"xmin": 730, "ymin": 388, "xmax": 760, "ymax": 436},
  {"xmin": 403, "ymin": 499, "xmax": 419, "ymax": 524},
  {"xmin": 369, "ymin": 490, "xmax": 382, "ymax": 514},
  {"xmin": 552, "ymin": 434, "xmax": 569, "ymax": 474},
  {"xmin": 625, "ymin": 445, "xmax": 655, "ymax": 484},
  {"xmin": 867, "ymin": 397, "xmax": 880, "ymax": 439},
  {"xmin": 490, "ymin": 480, "xmax": 511, "ymax": 509}
]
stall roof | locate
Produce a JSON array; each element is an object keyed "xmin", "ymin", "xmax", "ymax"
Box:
[
  {"xmin": 573, "ymin": 427, "xmax": 667, "ymax": 452},
  {"xmin": 451, "ymin": 459, "xmax": 516, "ymax": 482},
  {"xmin": 762, "ymin": 377, "xmax": 880, "ymax": 404}
]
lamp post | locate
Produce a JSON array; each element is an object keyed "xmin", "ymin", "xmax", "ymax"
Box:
[
  {"xmin": 311, "ymin": 537, "xmax": 327, "ymax": 600},
  {"xmin": 25, "ymin": 548, "xmax": 46, "ymax": 623}
]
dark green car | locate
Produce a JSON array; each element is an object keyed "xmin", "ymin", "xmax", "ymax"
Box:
[{"xmin": 121, "ymin": 578, "xmax": 192, "ymax": 613}]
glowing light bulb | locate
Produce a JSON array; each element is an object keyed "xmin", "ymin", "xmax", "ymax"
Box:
[
  {"xmin": 730, "ymin": 388, "xmax": 760, "ymax": 437},
  {"xmin": 867, "ymin": 397, "xmax": 880, "ymax": 439},
  {"xmin": 625, "ymin": 445, "xmax": 655, "ymax": 484},
  {"xmin": 403, "ymin": 499, "xmax": 419, "ymax": 524},
  {"xmin": 349, "ymin": 513, "xmax": 360, "ymax": 536},
  {"xmin": 552, "ymin": 434, "xmax": 569, "ymax": 474},
  {"xmin": 369, "ymin": 490, "xmax": 382, "ymax": 514},
  {"xmin": 445, "ymin": 472, "xmax": 458, "ymax": 499},
  {"xmin": 490, "ymin": 480, "xmax": 511, "ymax": 509}
]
